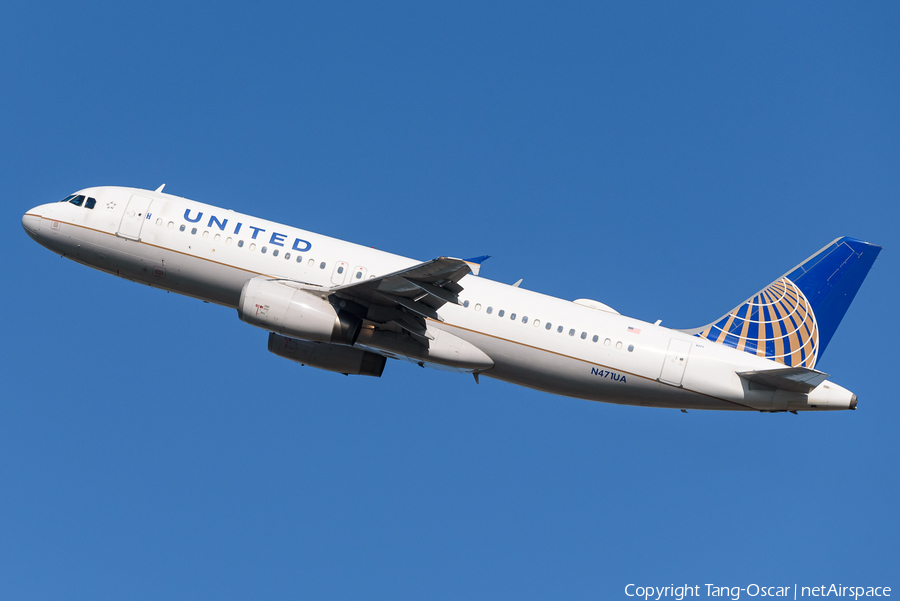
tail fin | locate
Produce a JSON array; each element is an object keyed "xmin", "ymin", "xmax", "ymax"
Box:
[{"xmin": 689, "ymin": 237, "xmax": 881, "ymax": 368}]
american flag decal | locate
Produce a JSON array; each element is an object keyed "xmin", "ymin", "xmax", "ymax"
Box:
[{"xmin": 628, "ymin": 326, "xmax": 641, "ymax": 334}]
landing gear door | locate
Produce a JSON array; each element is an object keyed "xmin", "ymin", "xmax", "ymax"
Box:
[
  {"xmin": 659, "ymin": 338, "xmax": 692, "ymax": 386},
  {"xmin": 117, "ymin": 195, "xmax": 154, "ymax": 241}
]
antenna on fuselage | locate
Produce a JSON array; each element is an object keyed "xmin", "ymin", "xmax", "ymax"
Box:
[{"xmin": 155, "ymin": 184, "xmax": 166, "ymax": 192}]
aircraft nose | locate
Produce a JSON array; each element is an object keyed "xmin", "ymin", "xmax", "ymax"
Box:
[{"xmin": 22, "ymin": 207, "xmax": 42, "ymax": 237}]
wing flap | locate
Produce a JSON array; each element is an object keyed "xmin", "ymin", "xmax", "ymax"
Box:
[
  {"xmin": 376, "ymin": 291, "xmax": 443, "ymax": 321},
  {"xmin": 402, "ymin": 277, "xmax": 460, "ymax": 305},
  {"xmin": 392, "ymin": 312, "xmax": 433, "ymax": 339}
]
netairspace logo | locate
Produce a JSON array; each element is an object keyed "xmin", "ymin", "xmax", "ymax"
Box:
[{"xmin": 624, "ymin": 584, "xmax": 892, "ymax": 600}]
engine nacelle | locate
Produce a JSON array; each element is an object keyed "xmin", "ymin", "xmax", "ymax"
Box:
[
  {"xmin": 239, "ymin": 277, "xmax": 361, "ymax": 345},
  {"xmin": 268, "ymin": 333, "xmax": 386, "ymax": 377}
]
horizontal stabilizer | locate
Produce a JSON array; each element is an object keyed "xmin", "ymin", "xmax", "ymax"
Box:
[{"xmin": 737, "ymin": 367, "xmax": 829, "ymax": 393}]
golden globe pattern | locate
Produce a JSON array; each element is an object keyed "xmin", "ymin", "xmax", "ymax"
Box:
[{"xmin": 697, "ymin": 277, "xmax": 818, "ymax": 368}]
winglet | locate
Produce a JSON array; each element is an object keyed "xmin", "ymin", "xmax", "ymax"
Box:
[{"xmin": 463, "ymin": 255, "xmax": 490, "ymax": 276}]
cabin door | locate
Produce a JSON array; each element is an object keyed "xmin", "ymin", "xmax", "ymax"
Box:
[
  {"xmin": 659, "ymin": 338, "xmax": 692, "ymax": 386},
  {"xmin": 117, "ymin": 195, "xmax": 154, "ymax": 241}
]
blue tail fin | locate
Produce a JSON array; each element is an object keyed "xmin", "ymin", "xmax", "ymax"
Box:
[{"xmin": 691, "ymin": 237, "xmax": 881, "ymax": 368}]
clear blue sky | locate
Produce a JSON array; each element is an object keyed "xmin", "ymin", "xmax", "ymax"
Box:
[{"xmin": 2, "ymin": 2, "xmax": 898, "ymax": 598}]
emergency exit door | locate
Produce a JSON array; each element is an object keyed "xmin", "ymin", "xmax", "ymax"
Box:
[
  {"xmin": 117, "ymin": 195, "xmax": 154, "ymax": 241},
  {"xmin": 331, "ymin": 261, "xmax": 349, "ymax": 285},
  {"xmin": 658, "ymin": 338, "xmax": 692, "ymax": 386}
]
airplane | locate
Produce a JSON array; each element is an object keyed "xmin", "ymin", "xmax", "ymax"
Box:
[{"xmin": 22, "ymin": 186, "xmax": 881, "ymax": 412}]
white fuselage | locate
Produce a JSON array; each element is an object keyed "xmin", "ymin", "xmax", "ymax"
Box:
[{"xmin": 22, "ymin": 186, "xmax": 857, "ymax": 412}]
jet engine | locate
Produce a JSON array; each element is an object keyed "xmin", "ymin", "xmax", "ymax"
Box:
[
  {"xmin": 268, "ymin": 333, "xmax": 386, "ymax": 377},
  {"xmin": 238, "ymin": 277, "xmax": 361, "ymax": 344}
]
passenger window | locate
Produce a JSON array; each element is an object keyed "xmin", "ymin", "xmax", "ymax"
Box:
[
  {"xmin": 308, "ymin": 259, "xmax": 314, "ymax": 266},
  {"xmin": 226, "ymin": 237, "xmax": 232, "ymax": 244},
  {"xmin": 296, "ymin": 256, "xmax": 303, "ymax": 263},
  {"xmin": 616, "ymin": 341, "xmax": 623, "ymax": 349},
  {"xmin": 337, "ymin": 266, "xmax": 344, "ymax": 274},
  {"xmin": 557, "ymin": 326, "xmax": 563, "ymax": 333},
  {"xmin": 545, "ymin": 322, "xmax": 552, "ymax": 330},
  {"xmin": 463, "ymin": 300, "xmax": 470, "ymax": 308},
  {"xmin": 214, "ymin": 233, "xmax": 221, "ymax": 241},
  {"xmin": 168, "ymin": 222, "xmax": 174, "ymax": 229},
  {"xmin": 356, "ymin": 271, "xmax": 362, "ymax": 279},
  {"xmin": 498, "ymin": 310, "xmax": 505, "ymax": 317},
  {"xmin": 592, "ymin": 335, "xmax": 599, "ymax": 343},
  {"xmin": 487, "ymin": 307, "xmax": 493, "ymax": 314},
  {"xmin": 320, "ymin": 262, "xmax": 326, "ymax": 269},
  {"xmin": 604, "ymin": 338, "xmax": 611, "ymax": 346},
  {"xmin": 569, "ymin": 329, "xmax": 575, "ymax": 336},
  {"xmin": 249, "ymin": 243, "xmax": 256, "ymax": 251},
  {"xmin": 273, "ymin": 249, "xmax": 279, "ymax": 257},
  {"xmin": 627, "ymin": 344, "xmax": 634, "ymax": 352},
  {"xmin": 261, "ymin": 246, "xmax": 267, "ymax": 254},
  {"xmin": 85, "ymin": 198, "xmax": 96, "ymax": 209},
  {"xmin": 284, "ymin": 252, "xmax": 290, "ymax": 260},
  {"xmin": 510, "ymin": 313, "xmax": 516, "ymax": 320},
  {"xmin": 202, "ymin": 231, "xmax": 209, "ymax": 239},
  {"xmin": 156, "ymin": 218, "xmax": 162, "ymax": 226},
  {"xmin": 475, "ymin": 304, "xmax": 481, "ymax": 311},
  {"xmin": 179, "ymin": 224, "xmax": 186, "ymax": 232},
  {"xmin": 580, "ymin": 332, "xmax": 587, "ymax": 339},
  {"xmin": 238, "ymin": 240, "xmax": 244, "ymax": 247},
  {"xmin": 69, "ymin": 195, "xmax": 85, "ymax": 206},
  {"xmin": 522, "ymin": 316, "xmax": 528, "ymax": 324},
  {"xmin": 191, "ymin": 227, "xmax": 197, "ymax": 235}
]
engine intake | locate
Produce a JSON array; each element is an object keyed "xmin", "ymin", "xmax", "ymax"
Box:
[
  {"xmin": 268, "ymin": 333, "xmax": 386, "ymax": 377},
  {"xmin": 238, "ymin": 277, "xmax": 361, "ymax": 345}
]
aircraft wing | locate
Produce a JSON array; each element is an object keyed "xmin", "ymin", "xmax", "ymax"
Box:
[
  {"xmin": 329, "ymin": 257, "xmax": 472, "ymax": 341},
  {"xmin": 736, "ymin": 367, "xmax": 830, "ymax": 393}
]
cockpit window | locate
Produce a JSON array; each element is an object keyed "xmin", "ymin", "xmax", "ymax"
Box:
[
  {"xmin": 69, "ymin": 195, "xmax": 85, "ymax": 207},
  {"xmin": 59, "ymin": 194, "xmax": 77, "ymax": 203},
  {"xmin": 84, "ymin": 197, "xmax": 96, "ymax": 209}
]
